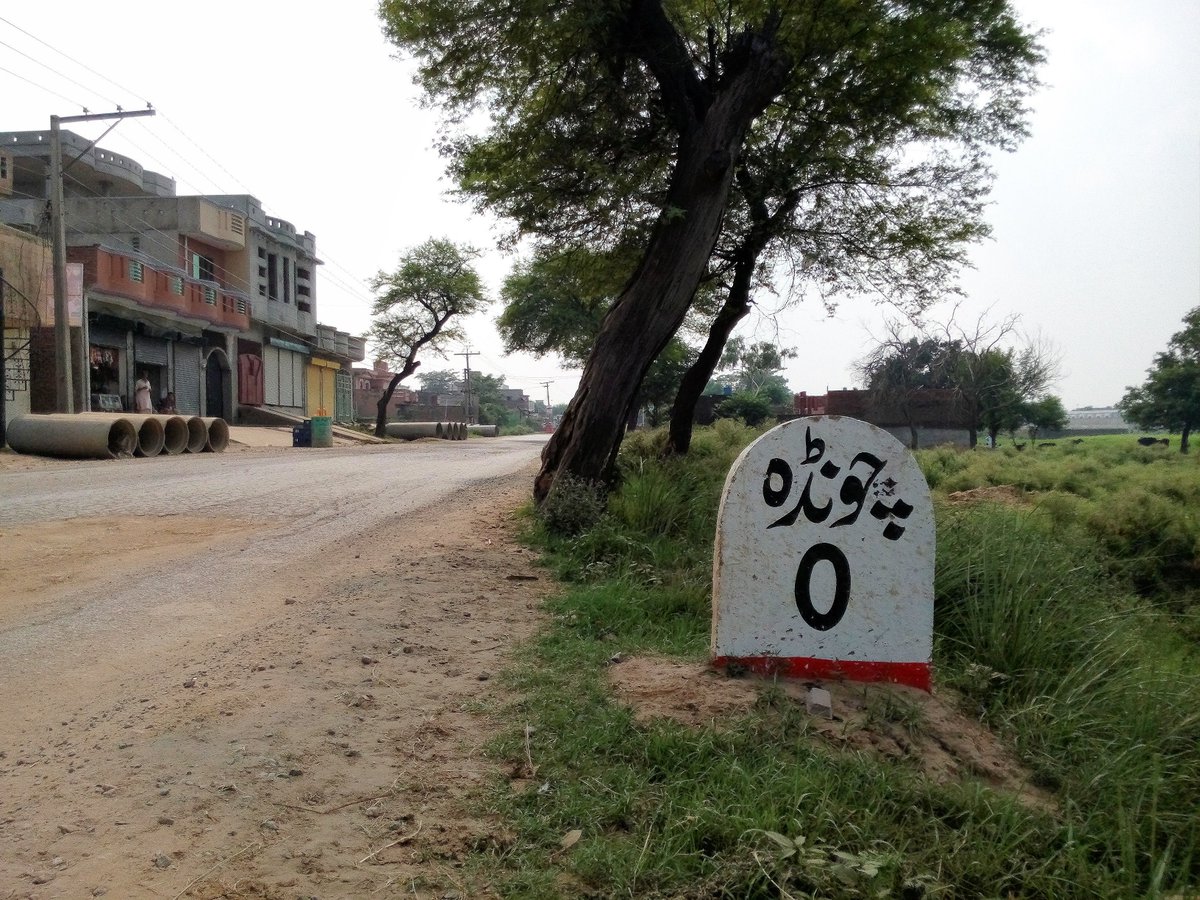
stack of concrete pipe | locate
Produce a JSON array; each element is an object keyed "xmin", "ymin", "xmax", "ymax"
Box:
[
  {"xmin": 384, "ymin": 421, "xmax": 471, "ymax": 441},
  {"xmin": 6, "ymin": 413, "xmax": 229, "ymax": 460}
]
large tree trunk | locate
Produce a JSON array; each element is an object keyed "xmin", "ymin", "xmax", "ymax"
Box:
[
  {"xmin": 534, "ymin": 26, "xmax": 790, "ymax": 503},
  {"xmin": 374, "ymin": 375, "xmax": 402, "ymax": 437},
  {"xmin": 664, "ymin": 259, "xmax": 753, "ymax": 456},
  {"xmin": 373, "ymin": 361, "xmax": 420, "ymax": 437}
]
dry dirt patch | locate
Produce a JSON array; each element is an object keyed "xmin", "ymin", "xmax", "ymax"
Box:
[
  {"xmin": 945, "ymin": 484, "xmax": 1028, "ymax": 506},
  {"xmin": 0, "ymin": 516, "xmax": 262, "ymax": 618},
  {"xmin": 0, "ymin": 471, "xmax": 548, "ymax": 899},
  {"xmin": 609, "ymin": 655, "xmax": 1053, "ymax": 811}
]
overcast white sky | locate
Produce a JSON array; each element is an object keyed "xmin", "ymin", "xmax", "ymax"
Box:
[{"xmin": 2, "ymin": 1, "xmax": 1197, "ymax": 408}]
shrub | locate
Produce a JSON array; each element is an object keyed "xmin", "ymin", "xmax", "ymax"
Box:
[{"xmin": 537, "ymin": 473, "xmax": 608, "ymax": 536}]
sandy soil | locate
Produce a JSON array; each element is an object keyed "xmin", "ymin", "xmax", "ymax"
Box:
[
  {"xmin": 610, "ymin": 656, "xmax": 1053, "ymax": 812},
  {"xmin": 0, "ymin": 446, "xmax": 548, "ymax": 899}
]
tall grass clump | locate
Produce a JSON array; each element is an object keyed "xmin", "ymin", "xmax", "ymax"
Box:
[{"xmin": 935, "ymin": 502, "xmax": 1200, "ymax": 891}]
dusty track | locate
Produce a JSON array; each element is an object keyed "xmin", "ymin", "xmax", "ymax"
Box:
[{"xmin": 0, "ymin": 438, "xmax": 549, "ymax": 898}]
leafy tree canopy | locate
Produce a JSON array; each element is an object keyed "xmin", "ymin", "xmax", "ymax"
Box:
[
  {"xmin": 416, "ymin": 368, "xmax": 462, "ymax": 394},
  {"xmin": 1119, "ymin": 306, "xmax": 1200, "ymax": 453},
  {"xmin": 380, "ymin": 0, "xmax": 1044, "ymax": 498},
  {"xmin": 715, "ymin": 390, "xmax": 774, "ymax": 427},
  {"xmin": 1022, "ymin": 394, "xmax": 1068, "ymax": 439},
  {"xmin": 367, "ymin": 238, "xmax": 487, "ymax": 436},
  {"xmin": 713, "ymin": 337, "xmax": 795, "ymax": 405},
  {"xmin": 857, "ymin": 310, "xmax": 1060, "ymax": 447},
  {"xmin": 497, "ymin": 246, "xmax": 634, "ymax": 365}
]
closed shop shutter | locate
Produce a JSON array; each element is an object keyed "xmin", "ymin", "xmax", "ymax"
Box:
[
  {"xmin": 306, "ymin": 363, "xmax": 337, "ymax": 416},
  {"xmin": 283, "ymin": 349, "xmax": 297, "ymax": 407},
  {"xmin": 134, "ymin": 335, "xmax": 169, "ymax": 365},
  {"xmin": 290, "ymin": 351, "xmax": 306, "ymax": 408},
  {"xmin": 262, "ymin": 346, "xmax": 308, "ymax": 408},
  {"xmin": 174, "ymin": 343, "xmax": 202, "ymax": 415},
  {"xmin": 305, "ymin": 365, "xmax": 320, "ymax": 416},
  {"xmin": 264, "ymin": 345, "xmax": 281, "ymax": 405}
]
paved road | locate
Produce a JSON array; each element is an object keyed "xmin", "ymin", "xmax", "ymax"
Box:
[{"xmin": 0, "ymin": 434, "xmax": 548, "ymax": 527}]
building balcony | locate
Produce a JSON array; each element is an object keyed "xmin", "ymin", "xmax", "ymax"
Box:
[
  {"xmin": 68, "ymin": 245, "xmax": 250, "ymax": 332},
  {"xmin": 315, "ymin": 323, "xmax": 366, "ymax": 362}
]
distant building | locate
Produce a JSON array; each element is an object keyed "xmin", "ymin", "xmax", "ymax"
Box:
[
  {"xmin": 352, "ymin": 359, "xmax": 418, "ymax": 421},
  {"xmin": 793, "ymin": 391, "xmax": 827, "ymax": 416},
  {"xmin": 1042, "ymin": 407, "xmax": 1132, "ymax": 438},
  {"xmin": 791, "ymin": 388, "xmax": 971, "ymax": 448}
]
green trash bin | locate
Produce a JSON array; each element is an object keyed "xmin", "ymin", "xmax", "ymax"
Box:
[{"xmin": 310, "ymin": 416, "xmax": 333, "ymax": 448}]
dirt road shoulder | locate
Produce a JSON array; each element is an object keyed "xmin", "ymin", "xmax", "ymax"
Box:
[{"xmin": 0, "ymin": 466, "xmax": 547, "ymax": 899}]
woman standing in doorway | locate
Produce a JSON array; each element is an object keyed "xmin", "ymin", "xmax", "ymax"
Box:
[{"xmin": 134, "ymin": 372, "xmax": 153, "ymax": 413}]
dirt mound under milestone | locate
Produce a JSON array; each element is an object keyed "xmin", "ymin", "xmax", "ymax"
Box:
[{"xmin": 609, "ymin": 656, "xmax": 1053, "ymax": 812}]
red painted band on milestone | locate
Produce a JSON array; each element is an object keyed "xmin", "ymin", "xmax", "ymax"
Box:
[{"xmin": 712, "ymin": 656, "xmax": 931, "ymax": 692}]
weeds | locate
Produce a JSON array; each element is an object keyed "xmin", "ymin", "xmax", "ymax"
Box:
[{"xmin": 476, "ymin": 430, "xmax": 1199, "ymax": 898}]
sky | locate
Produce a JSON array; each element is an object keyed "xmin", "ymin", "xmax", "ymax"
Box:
[{"xmin": 1, "ymin": 1, "xmax": 1197, "ymax": 410}]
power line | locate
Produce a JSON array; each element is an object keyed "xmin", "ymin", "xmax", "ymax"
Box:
[
  {"xmin": 160, "ymin": 113, "xmax": 254, "ymax": 195},
  {"xmin": 0, "ymin": 18, "xmax": 377, "ymax": 319},
  {"xmin": 454, "ymin": 347, "xmax": 478, "ymax": 423},
  {"xmin": 0, "ymin": 36, "xmax": 121, "ymax": 109},
  {"xmin": 0, "ymin": 14, "xmax": 147, "ymax": 104},
  {"xmin": 0, "ymin": 62, "xmax": 81, "ymax": 109}
]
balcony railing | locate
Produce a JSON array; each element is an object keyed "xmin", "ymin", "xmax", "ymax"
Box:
[{"xmin": 68, "ymin": 245, "xmax": 251, "ymax": 331}]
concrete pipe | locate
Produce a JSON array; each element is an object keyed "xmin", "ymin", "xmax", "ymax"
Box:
[
  {"xmin": 148, "ymin": 415, "xmax": 189, "ymax": 455},
  {"xmin": 456, "ymin": 423, "xmax": 467, "ymax": 440},
  {"xmin": 76, "ymin": 412, "xmax": 165, "ymax": 457},
  {"xmin": 467, "ymin": 424, "xmax": 500, "ymax": 437},
  {"xmin": 7, "ymin": 413, "xmax": 138, "ymax": 460},
  {"xmin": 200, "ymin": 417, "xmax": 230, "ymax": 453},
  {"xmin": 176, "ymin": 416, "xmax": 208, "ymax": 453},
  {"xmin": 126, "ymin": 415, "xmax": 167, "ymax": 457},
  {"xmin": 384, "ymin": 421, "xmax": 443, "ymax": 440}
]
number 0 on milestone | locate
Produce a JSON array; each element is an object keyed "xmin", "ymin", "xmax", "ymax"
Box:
[{"xmin": 711, "ymin": 417, "xmax": 935, "ymax": 691}]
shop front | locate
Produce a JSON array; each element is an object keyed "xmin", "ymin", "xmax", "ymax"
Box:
[{"xmin": 306, "ymin": 357, "xmax": 340, "ymax": 417}]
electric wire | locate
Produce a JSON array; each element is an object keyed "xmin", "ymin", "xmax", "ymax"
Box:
[
  {"xmin": 159, "ymin": 113, "xmax": 254, "ymax": 196},
  {"xmin": 0, "ymin": 16, "xmax": 507, "ymax": 373},
  {"xmin": 0, "ymin": 23, "xmax": 376, "ymax": 311},
  {"xmin": 0, "ymin": 36, "xmax": 122, "ymax": 109},
  {"xmin": 0, "ymin": 14, "xmax": 147, "ymax": 105},
  {"xmin": 0, "ymin": 62, "xmax": 81, "ymax": 110}
]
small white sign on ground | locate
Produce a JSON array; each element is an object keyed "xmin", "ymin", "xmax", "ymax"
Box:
[{"xmin": 712, "ymin": 416, "xmax": 935, "ymax": 690}]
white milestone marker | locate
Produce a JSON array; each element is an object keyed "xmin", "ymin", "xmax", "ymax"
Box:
[{"xmin": 712, "ymin": 416, "xmax": 935, "ymax": 691}]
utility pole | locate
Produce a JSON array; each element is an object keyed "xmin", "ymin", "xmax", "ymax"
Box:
[
  {"xmin": 50, "ymin": 108, "xmax": 155, "ymax": 412},
  {"xmin": 454, "ymin": 347, "xmax": 477, "ymax": 423},
  {"xmin": 540, "ymin": 380, "xmax": 553, "ymax": 423}
]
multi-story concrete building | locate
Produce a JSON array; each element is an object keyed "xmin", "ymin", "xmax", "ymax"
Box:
[{"xmin": 0, "ymin": 129, "xmax": 364, "ymax": 420}]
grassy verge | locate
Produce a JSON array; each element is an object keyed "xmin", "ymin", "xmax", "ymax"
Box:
[{"xmin": 471, "ymin": 426, "xmax": 1199, "ymax": 898}]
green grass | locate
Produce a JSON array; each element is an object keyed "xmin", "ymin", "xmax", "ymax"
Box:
[{"xmin": 466, "ymin": 427, "xmax": 1200, "ymax": 898}]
